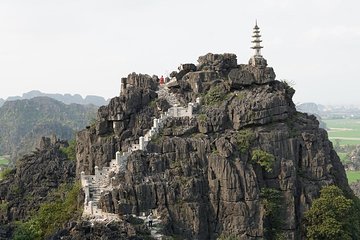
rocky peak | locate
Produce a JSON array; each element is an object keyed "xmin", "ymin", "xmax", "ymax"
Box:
[{"xmin": 74, "ymin": 52, "xmax": 351, "ymax": 239}]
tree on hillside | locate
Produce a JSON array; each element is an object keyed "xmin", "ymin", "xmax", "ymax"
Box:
[{"xmin": 304, "ymin": 185, "xmax": 356, "ymax": 240}]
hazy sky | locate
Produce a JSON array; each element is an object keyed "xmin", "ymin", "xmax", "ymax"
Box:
[{"xmin": 0, "ymin": 0, "xmax": 359, "ymax": 105}]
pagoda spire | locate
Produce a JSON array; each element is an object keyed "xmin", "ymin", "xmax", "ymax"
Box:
[
  {"xmin": 251, "ymin": 20, "xmax": 263, "ymax": 57},
  {"xmin": 249, "ymin": 21, "xmax": 267, "ymax": 68}
]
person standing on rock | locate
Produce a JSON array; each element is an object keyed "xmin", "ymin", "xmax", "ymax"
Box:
[
  {"xmin": 159, "ymin": 75, "xmax": 164, "ymax": 85},
  {"xmin": 148, "ymin": 212, "xmax": 153, "ymax": 228}
]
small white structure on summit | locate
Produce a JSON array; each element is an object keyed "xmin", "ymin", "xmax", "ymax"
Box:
[
  {"xmin": 249, "ymin": 20, "xmax": 267, "ymax": 68},
  {"xmin": 251, "ymin": 20, "xmax": 263, "ymax": 57}
]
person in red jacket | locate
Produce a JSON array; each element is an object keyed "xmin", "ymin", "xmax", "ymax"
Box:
[{"xmin": 159, "ymin": 75, "xmax": 164, "ymax": 84}]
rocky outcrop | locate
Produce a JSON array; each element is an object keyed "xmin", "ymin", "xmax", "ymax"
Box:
[
  {"xmin": 350, "ymin": 181, "xmax": 360, "ymax": 198},
  {"xmin": 76, "ymin": 73, "xmax": 163, "ymax": 175},
  {"xmin": 75, "ymin": 53, "xmax": 351, "ymax": 239},
  {"xmin": 344, "ymin": 146, "xmax": 360, "ymax": 171},
  {"xmin": 0, "ymin": 137, "xmax": 77, "ymax": 239}
]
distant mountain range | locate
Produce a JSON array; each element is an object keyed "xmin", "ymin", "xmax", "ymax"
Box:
[
  {"xmin": 0, "ymin": 90, "xmax": 109, "ymax": 107},
  {"xmin": 297, "ymin": 102, "xmax": 360, "ymax": 118},
  {"xmin": 0, "ymin": 96, "xmax": 98, "ymax": 162}
]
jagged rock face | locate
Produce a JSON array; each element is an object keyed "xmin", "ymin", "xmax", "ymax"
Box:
[
  {"xmin": 0, "ymin": 137, "xmax": 76, "ymax": 239},
  {"xmin": 76, "ymin": 73, "xmax": 161, "ymax": 175},
  {"xmin": 76, "ymin": 53, "xmax": 350, "ymax": 239},
  {"xmin": 197, "ymin": 53, "xmax": 238, "ymax": 73}
]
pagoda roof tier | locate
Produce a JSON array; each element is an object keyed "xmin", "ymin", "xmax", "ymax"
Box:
[
  {"xmin": 252, "ymin": 39, "xmax": 262, "ymax": 43},
  {"xmin": 252, "ymin": 34, "xmax": 261, "ymax": 38},
  {"xmin": 251, "ymin": 46, "xmax": 263, "ymax": 49}
]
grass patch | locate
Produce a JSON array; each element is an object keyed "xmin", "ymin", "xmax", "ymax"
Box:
[
  {"xmin": 324, "ymin": 119, "xmax": 360, "ymax": 146},
  {"xmin": 337, "ymin": 152, "xmax": 350, "ymax": 163},
  {"xmin": 13, "ymin": 182, "xmax": 82, "ymax": 239},
  {"xmin": 0, "ymin": 156, "xmax": 9, "ymax": 165},
  {"xmin": 0, "ymin": 159, "xmax": 9, "ymax": 165},
  {"xmin": 347, "ymin": 171, "xmax": 360, "ymax": 183}
]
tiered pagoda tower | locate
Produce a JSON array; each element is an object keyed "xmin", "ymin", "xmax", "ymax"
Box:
[{"xmin": 249, "ymin": 21, "xmax": 268, "ymax": 68}]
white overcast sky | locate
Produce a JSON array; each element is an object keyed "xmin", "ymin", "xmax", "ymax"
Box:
[{"xmin": 0, "ymin": 0, "xmax": 359, "ymax": 105}]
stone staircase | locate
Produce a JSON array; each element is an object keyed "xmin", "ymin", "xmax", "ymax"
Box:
[
  {"xmin": 156, "ymin": 84, "xmax": 181, "ymax": 106},
  {"xmin": 80, "ymin": 81, "xmax": 199, "ymax": 224}
]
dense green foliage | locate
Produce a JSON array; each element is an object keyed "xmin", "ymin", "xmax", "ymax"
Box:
[
  {"xmin": 251, "ymin": 149, "xmax": 275, "ymax": 172},
  {"xmin": 304, "ymin": 185, "xmax": 358, "ymax": 240},
  {"xmin": 236, "ymin": 129, "xmax": 256, "ymax": 153},
  {"xmin": 13, "ymin": 182, "xmax": 82, "ymax": 240},
  {"xmin": 203, "ymin": 86, "xmax": 225, "ymax": 105},
  {"xmin": 260, "ymin": 188, "xmax": 285, "ymax": 240},
  {"xmin": 60, "ymin": 140, "xmax": 77, "ymax": 161},
  {"xmin": 0, "ymin": 168, "xmax": 12, "ymax": 180}
]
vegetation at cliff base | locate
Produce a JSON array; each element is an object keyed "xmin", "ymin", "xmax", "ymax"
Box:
[
  {"xmin": 251, "ymin": 149, "xmax": 275, "ymax": 172},
  {"xmin": 13, "ymin": 182, "xmax": 82, "ymax": 240},
  {"xmin": 304, "ymin": 185, "xmax": 360, "ymax": 240}
]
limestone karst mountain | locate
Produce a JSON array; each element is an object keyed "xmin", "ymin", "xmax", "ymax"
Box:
[
  {"xmin": 0, "ymin": 52, "xmax": 356, "ymax": 239},
  {"xmin": 1, "ymin": 90, "xmax": 109, "ymax": 107},
  {"xmin": 73, "ymin": 53, "xmax": 352, "ymax": 239},
  {"xmin": 0, "ymin": 96, "xmax": 97, "ymax": 162}
]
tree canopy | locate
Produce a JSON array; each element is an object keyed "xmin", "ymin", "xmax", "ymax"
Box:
[{"xmin": 304, "ymin": 185, "xmax": 357, "ymax": 240}]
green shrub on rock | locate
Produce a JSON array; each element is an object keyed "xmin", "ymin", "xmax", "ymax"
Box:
[
  {"xmin": 251, "ymin": 149, "xmax": 275, "ymax": 172},
  {"xmin": 0, "ymin": 168, "xmax": 12, "ymax": 180},
  {"xmin": 204, "ymin": 86, "xmax": 224, "ymax": 105},
  {"xmin": 236, "ymin": 129, "xmax": 256, "ymax": 154},
  {"xmin": 60, "ymin": 140, "xmax": 76, "ymax": 161}
]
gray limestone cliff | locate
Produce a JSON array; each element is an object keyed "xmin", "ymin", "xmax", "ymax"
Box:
[{"xmin": 75, "ymin": 53, "xmax": 351, "ymax": 239}]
